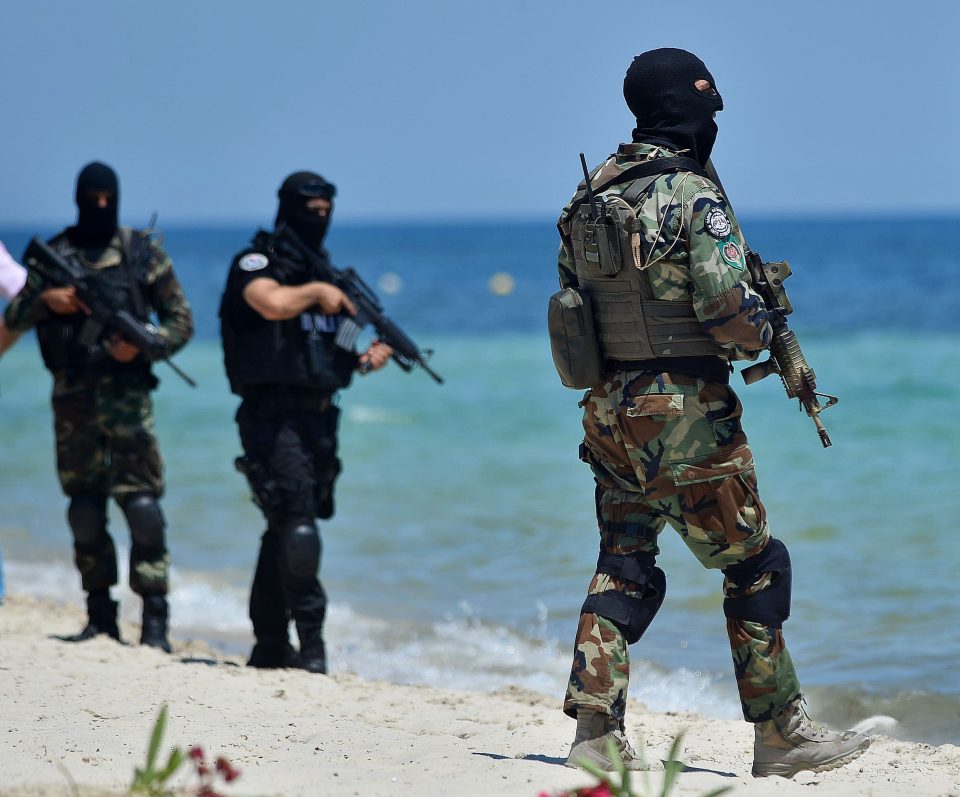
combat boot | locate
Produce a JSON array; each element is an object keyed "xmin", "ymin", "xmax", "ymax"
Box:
[
  {"xmin": 58, "ymin": 590, "xmax": 121, "ymax": 643},
  {"xmin": 297, "ymin": 633, "xmax": 327, "ymax": 674},
  {"xmin": 752, "ymin": 698, "xmax": 871, "ymax": 778},
  {"xmin": 247, "ymin": 639, "xmax": 299, "ymax": 669},
  {"xmin": 565, "ymin": 709, "xmax": 648, "ymax": 770},
  {"xmin": 140, "ymin": 595, "xmax": 172, "ymax": 653}
]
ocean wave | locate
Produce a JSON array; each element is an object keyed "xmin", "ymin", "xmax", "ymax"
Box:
[{"xmin": 4, "ymin": 554, "xmax": 957, "ymax": 745}]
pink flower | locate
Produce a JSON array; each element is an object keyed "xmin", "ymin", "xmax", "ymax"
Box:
[
  {"xmin": 577, "ymin": 786, "xmax": 613, "ymax": 797},
  {"xmin": 188, "ymin": 746, "xmax": 205, "ymax": 761}
]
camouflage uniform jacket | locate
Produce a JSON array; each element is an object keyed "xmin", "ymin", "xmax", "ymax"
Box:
[
  {"xmin": 558, "ymin": 143, "xmax": 772, "ymax": 362},
  {"xmin": 4, "ymin": 228, "xmax": 193, "ymax": 396}
]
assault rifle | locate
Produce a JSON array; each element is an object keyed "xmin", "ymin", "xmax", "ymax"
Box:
[
  {"xmin": 739, "ymin": 253, "xmax": 837, "ymax": 447},
  {"xmin": 21, "ymin": 237, "xmax": 196, "ymax": 387},
  {"xmin": 702, "ymin": 161, "xmax": 837, "ymax": 447},
  {"xmin": 278, "ymin": 225, "xmax": 443, "ymax": 384}
]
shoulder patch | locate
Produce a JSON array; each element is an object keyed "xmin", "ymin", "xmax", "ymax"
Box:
[
  {"xmin": 718, "ymin": 239, "xmax": 745, "ymax": 270},
  {"xmin": 704, "ymin": 207, "xmax": 732, "ymax": 239},
  {"xmin": 239, "ymin": 253, "xmax": 269, "ymax": 272}
]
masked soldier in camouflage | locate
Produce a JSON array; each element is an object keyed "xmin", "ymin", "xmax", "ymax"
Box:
[
  {"xmin": 554, "ymin": 49, "xmax": 870, "ymax": 778},
  {"xmin": 4, "ymin": 162, "xmax": 193, "ymax": 652}
]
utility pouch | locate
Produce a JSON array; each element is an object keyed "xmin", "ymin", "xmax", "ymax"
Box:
[
  {"xmin": 548, "ymin": 286, "xmax": 603, "ymax": 390},
  {"xmin": 301, "ymin": 313, "xmax": 327, "ymax": 377},
  {"xmin": 578, "ymin": 204, "xmax": 622, "ymax": 277},
  {"xmin": 604, "ymin": 196, "xmax": 645, "ymax": 272}
]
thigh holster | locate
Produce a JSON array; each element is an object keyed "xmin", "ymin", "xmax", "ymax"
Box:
[
  {"xmin": 235, "ymin": 456, "xmax": 284, "ymax": 520},
  {"xmin": 722, "ymin": 537, "xmax": 792, "ymax": 628}
]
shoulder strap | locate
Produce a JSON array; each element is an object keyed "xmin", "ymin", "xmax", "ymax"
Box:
[
  {"xmin": 563, "ymin": 156, "xmax": 708, "ymax": 221},
  {"xmin": 118, "ymin": 226, "xmax": 149, "ymax": 318},
  {"xmin": 620, "ymin": 174, "xmax": 662, "ymax": 206}
]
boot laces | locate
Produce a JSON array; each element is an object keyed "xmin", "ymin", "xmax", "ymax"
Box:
[
  {"xmin": 611, "ymin": 728, "xmax": 642, "ymax": 760},
  {"xmin": 794, "ymin": 699, "xmax": 831, "ymax": 740}
]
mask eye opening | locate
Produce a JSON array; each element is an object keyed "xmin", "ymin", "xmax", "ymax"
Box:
[{"xmin": 693, "ymin": 79, "xmax": 719, "ymax": 98}]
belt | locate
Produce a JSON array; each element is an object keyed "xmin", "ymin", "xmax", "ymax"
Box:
[
  {"xmin": 607, "ymin": 355, "xmax": 730, "ymax": 384},
  {"xmin": 241, "ymin": 388, "xmax": 332, "ymax": 412}
]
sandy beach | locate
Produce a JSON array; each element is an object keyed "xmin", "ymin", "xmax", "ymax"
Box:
[{"xmin": 0, "ymin": 594, "xmax": 957, "ymax": 797}]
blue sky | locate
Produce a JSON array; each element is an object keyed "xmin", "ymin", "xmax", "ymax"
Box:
[{"xmin": 2, "ymin": 0, "xmax": 957, "ymax": 224}]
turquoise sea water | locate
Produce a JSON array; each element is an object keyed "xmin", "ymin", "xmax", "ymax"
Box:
[{"xmin": 1, "ymin": 219, "xmax": 958, "ymax": 745}]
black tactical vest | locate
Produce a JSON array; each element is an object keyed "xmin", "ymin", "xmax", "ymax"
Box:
[
  {"xmin": 219, "ymin": 231, "xmax": 356, "ymax": 397},
  {"xmin": 36, "ymin": 228, "xmax": 152, "ymax": 375}
]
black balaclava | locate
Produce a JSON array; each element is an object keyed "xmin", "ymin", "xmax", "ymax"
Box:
[
  {"xmin": 275, "ymin": 171, "xmax": 336, "ymax": 250},
  {"xmin": 623, "ymin": 48, "xmax": 723, "ymax": 166},
  {"xmin": 71, "ymin": 161, "xmax": 119, "ymax": 247}
]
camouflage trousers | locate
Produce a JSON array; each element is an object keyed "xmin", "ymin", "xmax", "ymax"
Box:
[
  {"xmin": 51, "ymin": 373, "xmax": 169, "ymax": 595},
  {"xmin": 564, "ymin": 370, "xmax": 801, "ymax": 724}
]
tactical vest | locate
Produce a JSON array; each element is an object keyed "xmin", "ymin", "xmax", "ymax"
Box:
[
  {"xmin": 563, "ymin": 166, "xmax": 725, "ymax": 363},
  {"xmin": 219, "ymin": 232, "xmax": 355, "ymax": 397},
  {"xmin": 36, "ymin": 228, "xmax": 152, "ymax": 375}
]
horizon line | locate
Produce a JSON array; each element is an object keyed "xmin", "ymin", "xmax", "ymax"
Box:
[{"xmin": 2, "ymin": 209, "xmax": 959, "ymax": 231}]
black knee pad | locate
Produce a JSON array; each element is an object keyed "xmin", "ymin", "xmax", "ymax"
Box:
[
  {"xmin": 581, "ymin": 566, "xmax": 666, "ymax": 645},
  {"xmin": 282, "ymin": 522, "xmax": 321, "ymax": 585},
  {"xmin": 121, "ymin": 493, "xmax": 166, "ymax": 550},
  {"xmin": 722, "ymin": 537, "xmax": 792, "ymax": 628},
  {"xmin": 67, "ymin": 495, "xmax": 108, "ymax": 548},
  {"xmin": 596, "ymin": 549, "xmax": 658, "ymax": 585}
]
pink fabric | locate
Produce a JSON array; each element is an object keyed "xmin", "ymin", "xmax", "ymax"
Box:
[{"xmin": 0, "ymin": 241, "xmax": 27, "ymax": 299}]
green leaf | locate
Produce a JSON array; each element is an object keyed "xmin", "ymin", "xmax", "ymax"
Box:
[
  {"xmin": 130, "ymin": 767, "xmax": 147, "ymax": 790},
  {"xmin": 659, "ymin": 733, "xmax": 685, "ymax": 797},
  {"xmin": 156, "ymin": 747, "xmax": 184, "ymax": 782},
  {"xmin": 605, "ymin": 736, "xmax": 630, "ymax": 794},
  {"xmin": 146, "ymin": 705, "xmax": 168, "ymax": 772}
]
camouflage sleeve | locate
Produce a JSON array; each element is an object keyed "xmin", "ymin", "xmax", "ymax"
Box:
[
  {"xmin": 558, "ymin": 239, "xmax": 578, "ymax": 289},
  {"xmin": 557, "ymin": 206, "xmax": 579, "ymax": 289},
  {"xmin": 2, "ymin": 269, "xmax": 49, "ymax": 332},
  {"xmin": 145, "ymin": 240, "xmax": 193, "ymax": 355},
  {"xmin": 683, "ymin": 181, "xmax": 771, "ymax": 357}
]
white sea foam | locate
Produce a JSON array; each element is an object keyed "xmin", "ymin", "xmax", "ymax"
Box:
[
  {"xmin": 345, "ymin": 405, "xmax": 416, "ymax": 425},
  {"xmin": 4, "ymin": 554, "xmax": 739, "ymax": 719},
  {"xmin": 6, "ymin": 554, "xmax": 959, "ymax": 743},
  {"xmin": 324, "ymin": 604, "xmax": 741, "ymax": 719},
  {"xmin": 849, "ymin": 715, "xmax": 900, "ymax": 736}
]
